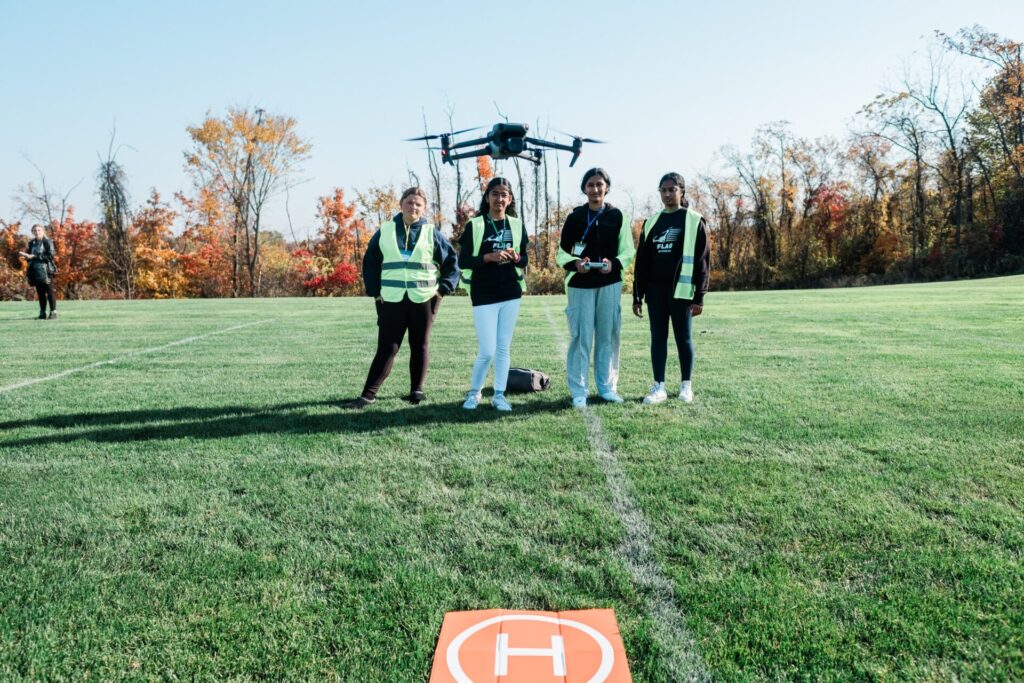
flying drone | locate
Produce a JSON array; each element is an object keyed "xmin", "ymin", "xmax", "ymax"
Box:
[{"xmin": 406, "ymin": 123, "xmax": 603, "ymax": 167}]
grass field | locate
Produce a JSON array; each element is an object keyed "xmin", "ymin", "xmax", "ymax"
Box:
[{"xmin": 1, "ymin": 276, "xmax": 1022, "ymax": 681}]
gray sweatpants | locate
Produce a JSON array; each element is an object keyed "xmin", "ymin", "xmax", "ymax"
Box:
[{"xmin": 565, "ymin": 282, "xmax": 622, "ymax": 399}]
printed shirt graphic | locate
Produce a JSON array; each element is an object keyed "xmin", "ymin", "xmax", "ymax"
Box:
[
  {"xmin": 652, "ymin": 227, "xmax": 681, "ymax": 253},
  {"xmin": 483, "ymin": 226, "xmax": 515, "ymax": 253},
  {"xmin": 649, "ymin": 212, "xmax": 687, "ymax": 285}
]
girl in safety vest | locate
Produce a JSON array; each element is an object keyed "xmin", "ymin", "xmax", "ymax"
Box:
[
  {"xmin": 457, "ymin": 177, "xmax": 529, "ymax": 412},
  {"xmin": 556, "ymin": 168, "xmax": 635, "ymax": 408},
  {"xmin": 345, "ymin": 187, "xmax": 460, "ymax": 408},
  {"xmin": 631, "ymin": 172, "xmax": 710, "ymax": 404}
]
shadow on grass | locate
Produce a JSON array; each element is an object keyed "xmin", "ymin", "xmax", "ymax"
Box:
[{"xmin": 0, "ymin": 394, "xmax": 574, "ymax": 448}]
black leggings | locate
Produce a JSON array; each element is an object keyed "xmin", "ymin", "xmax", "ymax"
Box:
[
  {"xmin": 34, "ymin": 282, "xmax": 57, "ymax": 314},
  {"xmin": 361, "ymin": 296, "xmax": 439, "ymax": 399},
  {"xmin": 646, "ymin": 285, "xmax": 693, "ymax": 383}
]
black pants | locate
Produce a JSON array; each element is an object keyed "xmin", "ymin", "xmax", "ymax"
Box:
[
  {"xmin": 361, "ymin": 295, "xmax": 440, "ymax": 399},
  {"xmin": 646, "ymin": 285, "xmax": 694, "ymax": 384},
  {"xmin": 34, "ymin": 282, "xmax": 57, "ymax": 314}
]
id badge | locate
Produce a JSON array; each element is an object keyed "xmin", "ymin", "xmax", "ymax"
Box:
[{"xmin": 571, "ymin": 242, "xmax": 585, "ymax": 257}]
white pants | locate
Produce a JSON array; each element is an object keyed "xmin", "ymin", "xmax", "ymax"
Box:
[
  {"xmin": 565, "ymin": 282, "xmax": 622, "ymax": 398},
  {"xmin": 470, "ymin": 298, "xmax": 522, "ymax": 393}
]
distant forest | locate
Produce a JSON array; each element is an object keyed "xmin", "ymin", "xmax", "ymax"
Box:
[{"xmin": 2, "ymin": 26, "xmax": 1021, "ymax": 300}]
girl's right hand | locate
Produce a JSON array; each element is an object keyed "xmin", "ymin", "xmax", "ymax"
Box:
[{"xmin": 575, "ymin": 257, "xmax": 590, "ymax": 273}]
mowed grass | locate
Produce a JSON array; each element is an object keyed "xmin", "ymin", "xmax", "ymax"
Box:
[{"xmin": 0, "ymin": 276, "xmax": 1021, "ymax": 681}]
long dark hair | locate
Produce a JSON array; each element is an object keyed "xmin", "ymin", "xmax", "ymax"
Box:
[{"xmin": 476, "ymin": 177, "xmax": 518, "ymax": 218}]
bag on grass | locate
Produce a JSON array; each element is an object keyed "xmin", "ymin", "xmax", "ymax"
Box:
[{"xmin": 506, "ymin": 367, "xmax": 550, "ymax": 393}]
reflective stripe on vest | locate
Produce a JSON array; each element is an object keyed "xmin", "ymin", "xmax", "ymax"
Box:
[
  {"xmin": 642, "ymin": 208, "xmax": 701, "ymax": 300},
  {"xmin": 378, "ymin": 221, "xmax": 438, "ymax": 303},
  {"xmin": 459, "ymin": 215, "xmax": 526, "ymax": 294}
]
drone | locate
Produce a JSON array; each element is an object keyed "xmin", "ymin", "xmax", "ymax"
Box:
[{"xmin": 406, "ymin": 123, "xmax": 603, "ymax": 167}]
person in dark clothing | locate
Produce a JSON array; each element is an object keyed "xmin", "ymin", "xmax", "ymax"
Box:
[
  {"xmin": 556, "ymin": 168, "xmax": 636, "ymax": 408},
  {"xmin": 345, "ymin": 187, "xmax": 460, "ymax": 408},
  {"xmin": 19, "ymin": 224, "xmax": 57, "ymax": 320},
  {"xmin": 632, "ymin": 173, "xmax": 710, "ymax": 404},
  {"xmin": 457, "ymin": 176, "xmax": 529, "ymax": 412}
]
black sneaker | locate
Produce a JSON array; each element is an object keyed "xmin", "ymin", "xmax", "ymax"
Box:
[
  {"xmin": 343, "ymin": 396, "xmax": 376, "ymax": 409},
  {"xmin": 404, "ymin": 390, "xmax": 427, "ymax": 404},
  {"xmin": 37, "ymin": 312, "xmax": 47, "ymax": 320},
  {"xmin": 48, "ymin": 311, "xmax": 57, "ymax": 320}
]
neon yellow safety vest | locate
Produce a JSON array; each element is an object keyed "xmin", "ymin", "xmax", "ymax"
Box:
[
  {"xmin": 555, "ymin": 208, "xmax": 635, "ymax": 289},
  {"xmin": 458, "ymin": 215, "xmax": 526, "ymax": 294},
  {"xmin": 377, "ymin": 221, "xmax": 439, "ymax": 303},
  {"xmin": 641, "ymin": 208, "xmax": 702, "ymax": 300}
]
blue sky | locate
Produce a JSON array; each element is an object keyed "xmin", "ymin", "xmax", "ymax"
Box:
[{"xmin": 2, "ymin": 0, "xmax": 1022, "ymax": 237}]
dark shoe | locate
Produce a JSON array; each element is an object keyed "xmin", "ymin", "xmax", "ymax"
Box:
[
  {"xmin": 404, "ymin": 390, "xmax": 427, "ymax": 404},
  {"xmin": 48, "ymin": 311, "xmax": 57, "ymax": 320},
  {"xmin": 343, "ymin": 396, "xmax": 376, "ymax": 409},
  {"xmin": 38, "ymin": 312, "xmax": 47, "ymax": 320}
]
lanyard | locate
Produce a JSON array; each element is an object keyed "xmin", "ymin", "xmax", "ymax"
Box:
[
  {"xmin": 581, "ymin": 207, "xmax": 603, "ymax": 242},
  {"xmin": 402, "ymin": 221, "xmax": 415, "ymax": 251}
]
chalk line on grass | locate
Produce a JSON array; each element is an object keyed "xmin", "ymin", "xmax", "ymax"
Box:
[
  {"xmin": 0, "ymin": 319, "xmax": 275, "ymax": 393},
  {"xmin": 543, "ymin": 301, "xmax": 711, "ymax": 682}
]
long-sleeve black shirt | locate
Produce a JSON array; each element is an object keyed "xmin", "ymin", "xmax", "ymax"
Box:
[
  {"xmin": 362, "ymin": 213, "xmax": 460, "ymax": 298},
  {"xmin": 633, "ymin": 207, "xmax": 710, "ymax": 305},
  {"xmin": 559, "ymin": 204, "xmax": 629, "ymax": 289},
  {"xmin": 26, "ymin": 237, "xmax": 55, "ymax": 285},
  {"xmin": 457, "ymin": 216, "xmax": 529, "ymax": 306}
]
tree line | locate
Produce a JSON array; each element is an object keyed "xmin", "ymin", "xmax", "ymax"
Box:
[{"xmin": 2, "ymin": 26, "xmax": 1020, "ymax": 301}]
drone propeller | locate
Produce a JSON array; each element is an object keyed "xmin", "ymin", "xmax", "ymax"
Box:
[
  {"xmin": 404, "ymin": 126, "xmax": 482, "ymax": 142},
  {"xmin": 554, "ymin": 129, "xmax": 606, "ymax": 144}
]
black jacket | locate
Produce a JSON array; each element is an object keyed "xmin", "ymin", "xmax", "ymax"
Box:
[
  {"xmin": 362, "ymin": 214, "xmax": 460, "ymax": 298},
  {"xmin": 26, "ymin": 237, "xmax": 55, "ymax": 286},
  {"xmin": 558, "ymin": 204, "xmax": 630, "ymax": 289}
]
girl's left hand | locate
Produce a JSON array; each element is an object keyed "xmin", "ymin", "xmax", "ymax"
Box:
[
  {"xmin": 691, "ymin": 304, "xmax": 703, "ymax": 316},
  {"xmin": 599, "ymin": 259, "xmax": 612, "ymax": 274}
]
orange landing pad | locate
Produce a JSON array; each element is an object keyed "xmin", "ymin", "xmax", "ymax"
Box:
[{"xmin": 429, "ymin": 609, "xmax": 632, "ymax": 683}]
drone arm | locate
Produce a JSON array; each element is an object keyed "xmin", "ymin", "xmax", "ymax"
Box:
[
  {"xmin": 524, "ymin": 137, "xmax": 576, "ymax": 153},
  {"xmin": 513, "ymin": 151, "xmax": 543, "ymax": 165},
  {"xmin": 447, "ymin": 136, "xmax": 492, "ymax": 151},
  {"xmin": 446, "ymin": 148, "xmax": 492, "ymax": 162}
]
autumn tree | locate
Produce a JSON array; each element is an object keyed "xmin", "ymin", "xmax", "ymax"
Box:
[
  {"xmin": 132, "ymin": 191, "xmax": 185, "ymax": 298},
  {"xmin": 176, "ymin": 189, "xmax": 233, "ymax": 297},
  {"xmin": 316, "ymin": 188, "xmax": 365, "ymax": 267},
  {"xmin": 0, "ymin": 220, "xmax": 28, "ymax": 300},
  {"xmin": 184, "ymin": 107, "xmax": 311, "ymax": 297},
  {"xmin": 48, "ymin": 208, "xmax": 103, "ymax": 299}
]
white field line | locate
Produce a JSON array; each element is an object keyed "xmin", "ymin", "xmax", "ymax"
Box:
[
  {"xmin": 543, "ymin": 301, "xmax": 711, "ymax": 682},
  {"xmin": 0, "ymin": 319, "xmax": 275, "ymax": 393}
]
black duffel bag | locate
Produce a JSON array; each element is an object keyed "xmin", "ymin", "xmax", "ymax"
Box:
[{"xmin": 506, "ymin": 367, "xmax": 551, "ymax": 393}]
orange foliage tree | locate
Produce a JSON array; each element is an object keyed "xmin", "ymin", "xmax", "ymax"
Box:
[
  {"xmin": 184, "ymin": 107, "xmax": 311, "ymax": 297},
  {"xmin": 133, "ymin": 191, "xmax": 186, "ymax": 298},
  {"xmin": 0, "ymin": 220, "xmax": 29, "ymax": 300},
  {"xmin": 49, "ymin": 208, "xmax": 103, "ymax": 299},
  {"xmin": 176, "ymin": 189, "xmax": 233, "ymax": 297}
]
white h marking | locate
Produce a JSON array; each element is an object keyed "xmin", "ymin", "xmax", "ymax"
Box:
[{"xmin": 495, "ymin": 633, "xmax": 566, "ymax": 676}]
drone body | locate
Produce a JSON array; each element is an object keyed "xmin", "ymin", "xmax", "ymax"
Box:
[{"xmin": 407, "ymin": 123, "xmax": 602, "ymax": 167}]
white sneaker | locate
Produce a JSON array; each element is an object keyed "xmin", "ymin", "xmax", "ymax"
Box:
[
  {"xmin": 462, "ymin": 391, "xmax": 481, "ymax": 410},
  {"xmin": 643, "ymin": 382, "xmax": 668, "ymax": 405},
  {"xmin": 599, "ymin": 392, "xmax": 624, "ymax": 404},
  {"xmin": 572, "ymin": 396, "xmax": 588, "ymax": 409},
  {"xmin": 678, "ymin": 383, "xmax": 693, "ymax": 403},
  {"xmin": 492, "ymin": 393, "xmax": 512, "ymax": 412}
]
